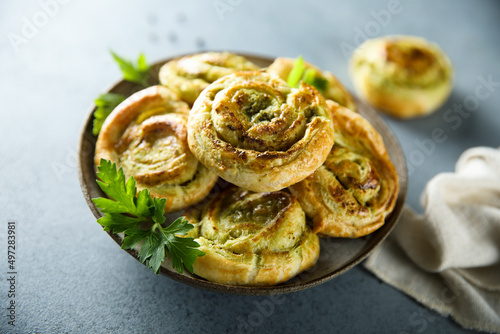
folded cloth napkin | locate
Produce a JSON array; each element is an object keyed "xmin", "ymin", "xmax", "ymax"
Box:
[{"xmin": 364, "ymin": 147, "xmax": 500, "ymax": 333}]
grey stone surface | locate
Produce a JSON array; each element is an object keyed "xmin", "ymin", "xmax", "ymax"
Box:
[{"xmin": 1, "ymin": 0, "xmax": 499, "ymax": 333}]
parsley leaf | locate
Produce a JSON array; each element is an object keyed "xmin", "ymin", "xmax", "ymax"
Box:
[
  {"xmin": 287, "ymin": 56, "xmax": 305, "ymax": 88},
  {"xmin": 94, "ymin": 159, "xmax": 139, "ymax": 214},
  {"xmin": 92, "ymin": 93, "xmax": 125, "ymax": 136},
  {"xmin": 302, "ymin": 68, "xmax": 328, "ymax": 94},
  {"xmin": 92, "ymin": 159, "xmax": 204, "ymax": 274},
  {"xmin": 302, "ymin": 68, "xmax": 315, "ymax": 84},
  {"xmin": 110, "ymin": 51, "xmax": 151, "ymax": 87},
  {"xmin": 287, "ymin": 56, "xmax": 329, "ymax": 94},
  {"xmin": 162, "ymin": 218, "xmax": 204, "ymax": 274},
  {"xmin": 92, "ymin": 51, "xmax": 152, "ymax": 136},
  {"xmin": 311, "ymin": 76, "xmax": 328, "ymax": 93}
]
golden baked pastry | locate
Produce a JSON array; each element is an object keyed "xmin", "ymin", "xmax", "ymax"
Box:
[
  {"xmin": 183, "ymin": 187, "xmax": 320, "ymax": 286},
  {"xmin": 267, "ymin": 57, "xmax": 357, "ymax": 112},
  {"xmin": 349, "ymin": 35, "xmax": 453, "ymax": 118},
  {"xmin": 94, "ymin": 85, "xmax": 218, "ymax": 213},
  {"xmin": 289, "ymin": 100, "xmax": 399, "ymax": 238},
  {"xmin": 158, "ymin": 52, "xmax": 260, "ymax": 105},
  {"xmin": 187, "ymin": 71, "xmax": 335, "ymax": 192}
]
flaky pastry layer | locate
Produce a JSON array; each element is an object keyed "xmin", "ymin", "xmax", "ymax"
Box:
[
  {"xmin": 159, "ymin": 52, "xmax": 260, "ymax": 105},
  {"xmin": 267, "ymin": 57, "xmax": 357, "ymax": 112},
  {"xmin": 188, "ymin": 71, "xmax": 335, "ymax": 192},
  {"xmin": 184, "ymin": 187, "xmax": 320, "ymax": 286},
  {"xmin": 95, "ymin": 85, "xmax": 218, "ymax": 212},
  {"xmin": 289, "ymin": 101, "xmax": 399, "ymax": 238},
  {"xmin": 349, "ymin": 35, "xmax": 453, "ymax": 118}
]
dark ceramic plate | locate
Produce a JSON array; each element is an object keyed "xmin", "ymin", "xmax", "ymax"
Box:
[{"xmin": 78, "ymin": 53, "xmax": 408, "ymax": 295}]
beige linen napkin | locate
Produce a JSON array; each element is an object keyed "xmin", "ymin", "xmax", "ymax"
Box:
[{"xmin": 364, "ymin": 147, "xmax": 500, "ymax": 333}]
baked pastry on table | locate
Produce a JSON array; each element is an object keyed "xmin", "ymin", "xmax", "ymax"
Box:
[
  {"xmin": 289, "ymin": 100, "xmax": 399, "ymax": 238},
  {"xmin": 158, "ymin": 52, "xmax": 260, "ymax": 105},
  {"xmin": 94, "ymin": 85, "xmax": 218, "ymax": 213},
  {"xmin": 183, "ymin": 187, "xmax": 320, "ymax": 286},
  {"xmin": 187, "ymin": 71, "xmax": 335, "ymax": 192},
  {"xmin": 267, "ymin": 57, "xmax": 357, "ymax": 112},
  {"xmin": 349, "ymin": 35, "xmax": 453, "ymax": 119}
]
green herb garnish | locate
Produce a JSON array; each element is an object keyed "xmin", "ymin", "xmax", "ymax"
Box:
[
  {"xmin": 302, "ymin": 68, "xmax": 316, "ymax": 86},
  {"xmin": 92, "ymin": 52, "xmax": 152, "ymax": 136},
  {"xmin": 92, "ymin": 93, "xmax": 125, "ymax": 136},
  {"xmin": 303, "ymin": 68, "xmax": 328, "ymax": 93},
  {"xmin": 110, "ymin": 51, "xmax": 151, "ymax": 87},
  {"xmin": 311, "ymin": 76, "xmax": 328, "ymax": 93},
  {"xmin": 287, "ymin": 56, "xmax": 328, "ymax": 94},
  {"xmin": 92, "ymin": 159, "xmax": 205, "ymax": 274},
  {"xmin": 287, "ymin": 56, "xmax": 306, "ymax": 88}
]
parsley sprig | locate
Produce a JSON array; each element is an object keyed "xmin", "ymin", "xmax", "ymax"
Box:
[
  {"xmin": 92, "ymin": 52, "xmax": 152, "ymax": 136},
  {"xmin": 287, "ymin": 56, "xmax": 328, "ymax": 93},
  {"xmin": 92, "ymin": 93, "xmax": 125, "ymax": 136},
  {"xmin": 92, "ymin": 159, "xmax": 204, "ymax": 274},
  {"xmin": 111, "ymin": 51, "xmax": 151, "ymax": 87}
]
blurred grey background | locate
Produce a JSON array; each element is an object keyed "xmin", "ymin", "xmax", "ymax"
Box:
[{"xmin": 0, "ymin": 0, "xmax": 498, "ymax": 333}]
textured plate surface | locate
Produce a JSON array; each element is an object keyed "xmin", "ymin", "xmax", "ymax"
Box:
[{"xmin": 78, "ymin": 53, "xmax": 408, "ymax": 295}]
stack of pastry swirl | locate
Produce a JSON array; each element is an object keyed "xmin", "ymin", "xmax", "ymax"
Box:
[{"xmin": 94, "ymin": 52, "xmax": 399, "ymax": 286}]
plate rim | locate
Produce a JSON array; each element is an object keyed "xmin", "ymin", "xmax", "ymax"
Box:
[{"xmin": 77, "ymin": 52, "xmax": 408, "ymax": 296}]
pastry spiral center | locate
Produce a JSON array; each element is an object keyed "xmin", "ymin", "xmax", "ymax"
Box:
[
  {"xmin": 383, "ymin": 41, "xmax": 448, "ymax": 87},
  {"xmin": 210, "ymin": 79, "xmax": 325, "ymax": 152},
  {"xmin": 220, "ymin": 192, "xmax": 290, "ymax": 233},
  {"xmin": 325, "ymin": 145, "xmax": 381, "ymax": 205},
  {"xmin": 236, "ymin": 89, "xmax": 277, "ymax": 123},
  {"xmin": 117, "ymin": 113, "xmax": 198, "ymax": 186},
  {"xmin": 200, "ymin": 189, "xmax": 303, "ymax": 253},
  {"xmin": 385, "ymin": 44, "xmax": 435, "ymax": 74}
]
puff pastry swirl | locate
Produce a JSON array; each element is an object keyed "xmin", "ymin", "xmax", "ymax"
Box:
[
  {"xmin": 94, "ymin": 85, "xmax": 218, "ymax": 212},
  {"xmin": 184, "ymin": 187, "xmax": 320, "ymax": 286},
  {"xmin": 267, "ymin": 57, "xmax": 357, "ymax": 112},
  {"xmin": 188, "ymin": 71, "xmax": 335, "ymax": 192},
  {"xmin": 159, "ymin": 52, "xmax": 260, "ymax": 105},
  {"xmin": 350, "ymin": 35, "xmax": 453, "ymax": 118},
  {"xmin": 289, "ymin": 100, "xmax": 399, "ymax": 238}
]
